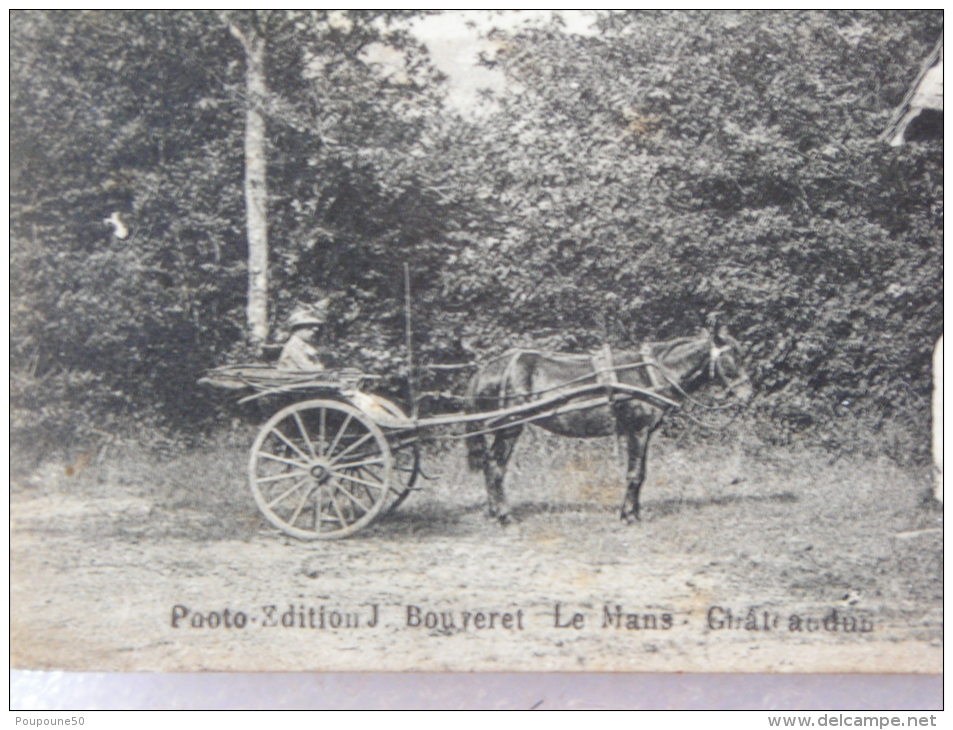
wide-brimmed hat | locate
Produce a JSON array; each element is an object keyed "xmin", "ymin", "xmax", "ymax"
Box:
[{"xmin": 288, "ymin": 300, "xmax": 329, "ymax": 329}]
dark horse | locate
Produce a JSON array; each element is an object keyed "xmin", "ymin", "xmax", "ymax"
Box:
[{"xmin": 464, "ymin": 325, "xmax": 753, "ymax": 524}]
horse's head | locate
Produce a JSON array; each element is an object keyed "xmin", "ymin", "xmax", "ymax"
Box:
[{"xmin": 705, "ymin": 325, "xmax": 754, "ymax": 402}]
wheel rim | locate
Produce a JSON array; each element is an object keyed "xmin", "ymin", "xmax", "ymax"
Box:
[{"xmin": 249, "ymin": 399, "xmax": 393, "ymax": 539}]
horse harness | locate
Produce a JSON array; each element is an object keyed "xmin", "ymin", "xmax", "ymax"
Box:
[
  {"xmin": 591, "ymin": 344, "xmax": 618, "ymax": 387},
  {"xmin": 490, "ymin": 339, "xmax": 745, "ymax": 410},
  {"xmin": 493, "ymin": 345, "xmax": 664, "ymax": 405}
]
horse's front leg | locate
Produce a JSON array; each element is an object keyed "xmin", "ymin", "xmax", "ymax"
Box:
[
  {"xmin": 483, "ymin": 426, "xmax": 522, "ymax": 525},
  {"xmin": 620, "ymin": 427, "xmax": 652, "ymax": 524}
]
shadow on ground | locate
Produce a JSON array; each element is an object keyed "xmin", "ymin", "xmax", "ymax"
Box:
[
  {"xmin": 650, "ymin": 491, "xmax": 798, "ymax": 518},
  {"xmin": 360, "ymin": 490, "xmax": 800, "ymax": 539}
]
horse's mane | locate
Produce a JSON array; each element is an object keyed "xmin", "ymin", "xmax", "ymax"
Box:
[{"xmin": 650, "ymin": 332, "xmax": 707, "ymax": 364}]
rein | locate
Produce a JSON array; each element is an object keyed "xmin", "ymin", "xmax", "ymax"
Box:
[
  {"xmin": 647, "ymin": 363, "xmax": 744, "ymax": 411},
  {"xmin": 639, "ymin": 348, "xmax": 749, "ymax": 430}
]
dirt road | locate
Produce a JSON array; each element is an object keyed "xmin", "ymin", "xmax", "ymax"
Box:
[{"xmin": 11, "ymin": 435, "xmax": 942, "ymax": 673}]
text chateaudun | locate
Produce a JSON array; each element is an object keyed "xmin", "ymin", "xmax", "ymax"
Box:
[{"xmin": 707, "ymin": 606, "xmax": 873, "ymax": 633}]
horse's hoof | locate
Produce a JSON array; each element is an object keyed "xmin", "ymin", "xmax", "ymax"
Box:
[{"xmin": 620, "ymin": 513, "xmax": 640, "ymax": 525}]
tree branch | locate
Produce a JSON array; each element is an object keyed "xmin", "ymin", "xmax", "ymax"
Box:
[{"xmin": 219, "ymin": 11, "xmax": 249, "ymax": 51}]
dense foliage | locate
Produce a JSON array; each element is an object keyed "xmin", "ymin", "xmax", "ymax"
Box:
[{"xmin": 11, "ymin": 10, "xmax": 942, "ymax": 463}]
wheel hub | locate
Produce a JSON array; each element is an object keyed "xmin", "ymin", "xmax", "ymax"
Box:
[{"xmin": 309, "ymin": 460, "xmax": 333, "ymax": 484}]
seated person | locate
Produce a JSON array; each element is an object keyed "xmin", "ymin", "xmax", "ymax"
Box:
[{"xmin": 278, "ymin": 304, "xmax": 328, "ymax": 371}]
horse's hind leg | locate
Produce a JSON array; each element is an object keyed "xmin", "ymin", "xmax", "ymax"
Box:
[
  {"xmin": 483, "ymin": 426, "xmax": 522, "ymax": 525},
  {"xmin": 620, "ymin": 428, "xmax": 652, "ymax": 524}
]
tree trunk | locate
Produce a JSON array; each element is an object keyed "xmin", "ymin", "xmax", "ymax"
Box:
[{"xmin": 242, "ymin": 31, "xmax": 269, "ymax": 346}]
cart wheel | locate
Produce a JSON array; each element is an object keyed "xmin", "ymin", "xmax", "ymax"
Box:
[
  {"xmin": 249, "ymin": 399, "xmax": 393, "ymax": 540},
  {"xmin": 384, "ymin": 443, "xmax": 420, "ymax": 515}
]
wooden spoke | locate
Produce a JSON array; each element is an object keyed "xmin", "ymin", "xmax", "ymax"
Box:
[
  {"xmin": 329, "ymin": 494, "xmax": 349, "ymax": 526},
  {"xmin": 270, "ymin": 426, "xmax": 310, "ymax": 461},
  {"xmin": 292, "ymin": 412, "xmax": 318, "ymax": 459},
  {"xmin": 287, "ymin": 485, "xmax": 313, "ymax": 527},
  {"xmin": 363, "ymin": 483, "xmax": 377, "ymax": 507},
  {"xmin": 359, "ymin": 463, "xmax": 383, "ymax": 480},
  {"xmin": 333, "ymin": 470, "xmax": 385, "ymax": 492},
  {"xmin": 357, "ymin": 465, "xmax": 386, "ymax": 498},
  {"xmin": 326, "ymin": 413, "xmax": 353, "ymax": 458},
  {"xmin": 357, "ymin": 466, "xmax": 380, "ymax": 504},
  {"xmin": 332, "ymin": 455, "xmax": 385, "ymax": 471},
  {"xmin": 266, "ymin": 478, "xmax": 309, "ymax": 509},
  {"xmin": 329, "ymin": 432, "xmax": 373, "ymax": 465},
  {"xmin": 258, "ymin": 451, "xmax": 309, "ymax": 469},
  {"xmin": 337, "ymin": 490, "xmax": 355, "ymax": 524},
  {"xmin": 334, "ymin": 483, "xmax": 373, "ymax": 512}
]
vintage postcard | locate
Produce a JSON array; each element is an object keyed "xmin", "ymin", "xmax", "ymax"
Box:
[{"xmin": 11, "ymin": 10, "xmax": 942, "ymax": 675}]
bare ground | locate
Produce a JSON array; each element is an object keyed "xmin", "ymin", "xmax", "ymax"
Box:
[{"xmin": 11, "ymin": 428, "xmax": 942, "ymax": 673}]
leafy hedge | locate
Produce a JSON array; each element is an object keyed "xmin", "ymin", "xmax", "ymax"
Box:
[{"xmin": 11, "ymin": 10, "xmax": 942, "ymax": 466}]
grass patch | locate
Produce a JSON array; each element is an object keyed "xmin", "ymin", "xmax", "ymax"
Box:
[{"xmin": 13, "ymin": 424, "xmax": 941, "ymax": 558}]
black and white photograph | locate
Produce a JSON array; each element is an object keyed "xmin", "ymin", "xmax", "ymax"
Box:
[{"xmin": 10, "ymin": 10, "xmax": 943, "ymax": 684}]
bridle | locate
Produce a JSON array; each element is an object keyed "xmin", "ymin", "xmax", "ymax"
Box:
[
  {"xmin": 644, "ymin": 336, "xmax": 751, "ymax": 426},
  {"xmin": 709, "ymin": 342, "xmax": 752, "ymax": 401}
]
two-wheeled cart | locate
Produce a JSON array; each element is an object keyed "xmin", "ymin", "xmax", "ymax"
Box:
[{"xmin": 200, "ymin": 363, "xmax": 677, "ymax": 540}]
